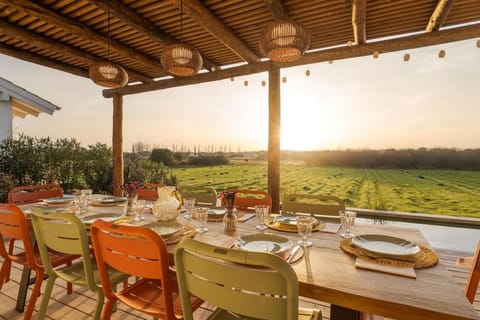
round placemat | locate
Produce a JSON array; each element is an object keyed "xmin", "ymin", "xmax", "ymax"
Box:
[
  {"xmin": 265, "ymin": 216, "xmax": 325, "ymax": 233},
  {"xmin": 340, "ymin": 237, "xmax": 438, "ymax": 269}
]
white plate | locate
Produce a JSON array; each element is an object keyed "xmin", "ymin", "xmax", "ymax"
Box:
[
  {"xmin": 79, "ymin": 212, "xmax": 124, "ymax": 225},
  {"xmin": 98, "ymin": 197, "xmax": 127, "ymax": 203},
  {"xmin": 274, "ymin": 215, "xmax": 319, "ymax": 226},
  {"xmin": 147, "ymin": 221, "xmax": 184, "ymax": 237},
  {"xmin": 42, "ymin": 197, "xmax": 74, "ymax": 205},
  {"xmin": 352, "ymin": 234, "xmax": 420, "ymax": 257},
  {"xmin": 234, "ymin": 234, "xmax": 293, "ymax": 257}
]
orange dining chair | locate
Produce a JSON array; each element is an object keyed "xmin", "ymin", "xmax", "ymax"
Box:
[
  {"xmin": 465, "ymin": 240, "xmax": 480, "ymax": 303},
  {"xmin": 227, "ymin": 189, "xmax": 272, "ymax": 212},
  {"xmin": 8, "ymin": 184, "xmax": 63, "ymax": 205},
  {"xmin": 137, "ymin": 182, "xmax": 164, "ymax": 201},
  {"xmin": 0, "ymin": 204, "xmax": 75, "ymax": 320},
  {"xmin": 90, "ymin": 220, "xmax": 203, "ymax": 320}
]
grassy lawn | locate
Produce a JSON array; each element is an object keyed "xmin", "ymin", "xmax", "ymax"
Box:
[{"xmin": 171, "ymin": 163, "xmax": 480, "ymax": 218}]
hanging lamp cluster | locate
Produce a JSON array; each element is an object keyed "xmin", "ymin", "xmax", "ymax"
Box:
[
  {"xmin": 161, "ymin": 0, "xmax": 203, "ymax": 77},
  {"xmin": 260, "ymin": 18, "xmax": 310, "ymax": 63},
  {"xmin": 89, "ymin": 0, "xmax": 128, "ymax": 88}
]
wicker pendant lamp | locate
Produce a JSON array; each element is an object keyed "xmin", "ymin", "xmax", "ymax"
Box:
[
  {"xmin": 161, "ymin": 0, "xmax": 203, "ymax": 77},
  {"xmin": 89, "ymin": 0, "xmax": 128, "ymax": 88},
  {"xmin": 260, "ymin": 18, "xmax": 310, "ymax": 63}
]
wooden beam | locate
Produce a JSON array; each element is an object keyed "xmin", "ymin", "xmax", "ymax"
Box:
[
  {"xmin": 426, "ymin": 0, "xmax": 455, "ymax": 32},
  {"xmin": 104, "ymin": 23, "xmax": 480, "ymax": 97},
  {"xmin": 267, "ymin": 66, "xmax": 281, "ymax": 213},
  {"xmin": 0, "ymin": 20, "xmax": 152, "ymax": 84},
  {"xmin": 0, "ymin": 44, "xmax": 90, "ymax": 79},
  {"xmin": 352, "ymin": 0, "xmax": 367, "ymax": 44},
  {"xmin": 89, "ymin": 0, "xmax": 219, "ymax": 72},
  {"xmin": 103, "ymin": 62, "xmax": 273, "ymax": 97},
  {"xmin": 112, "ymin": 94, "xmax": 124, "ymax": 197},
  {"xmin": 168, "ymin": 0, "xmax": 260, "ymax": 63},
  {"xmin": 0, "ymin": 0, "xmax": 162, "ymax": 79},
  {"xmin": 263, "ymin": 0, "xmax": 289, "ymax": 19}
]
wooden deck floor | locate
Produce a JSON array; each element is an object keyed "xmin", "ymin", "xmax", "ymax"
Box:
[{"xmin": 1, "ymin": 247, "xmax": 478, "ymax": 320}]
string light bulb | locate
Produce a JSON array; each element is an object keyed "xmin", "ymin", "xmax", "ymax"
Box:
[
  {"xmin": 282, "ymin": 76, "xmax": 287, "ymax": 83},
  {"xmin": 306, "ymin": 70, "xmax": 311, "ymax": 76},
  {"xmin": 373, "ymin": 50, "xmax": 379, "ymax": 59},
  {"xmin": 244, "ymin": 80, "xmax": 248, "ymax": 86},
  {"xmin": 438, "ymin": 50, "xmax": 446, "ymax": 58},
  {"xmin": 477, "ymin": 40, "xmax": 480, "ymax": 48},
  {"xmin": 261, "ymin": 80, "xmax": 266, "ymax": 87},
  {"xmin": 403, "ymin": 54, "xmax": 410, "ymax": 62}
]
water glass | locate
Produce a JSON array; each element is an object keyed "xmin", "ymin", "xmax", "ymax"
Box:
[
  {"xmin": 133, "ymin": 199, "xmax": 146, "ymax": 222},
  {"xmin": 254, "ymin": 205, "xmax": 269, "ymax": 231},
  {"xmin": 194, "ymin": 207, "xmax": 208, "ymax": 233},
  {"xmin": 340, "ymin": 211, "xmax": 356, "ymax": 238},
  {"xmin": 296, "ymin": 216, "xmax": 314, "ymax": 247},
  {"xmin": 183, "ymin": 198, "xmax": 196, "ymax": 220}
]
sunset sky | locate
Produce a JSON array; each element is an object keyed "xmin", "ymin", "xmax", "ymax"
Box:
[{"xmin": 2, "ymin": 39, "xmax": 479, "ymax": 152}]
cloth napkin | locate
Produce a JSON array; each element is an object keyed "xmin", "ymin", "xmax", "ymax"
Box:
[{"xmin": 355, "ymin": 257, "xmax": 417, "ymax": 278}]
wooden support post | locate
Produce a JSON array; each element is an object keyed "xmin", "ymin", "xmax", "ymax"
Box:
[
  {"xmin": 112, "ymin": 94, "xmax": 124, "ymax": 196},
  {"xmin": 268, "ymin": 66, "xmax": 281, "ymax": 213}
]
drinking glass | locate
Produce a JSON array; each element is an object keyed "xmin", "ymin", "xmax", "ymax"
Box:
[
  {"xmin": 194, "ymin": 207, "xmax": 208, "ymax": 233},
  {"xmin": 79, "ymin": 189, "xmax": 92, "ymax": 212},
  {"xmin": 254, "ymin": 205, "xmax": 269, "ymax": 231},
  {"xmin": 296, "ymin": 216, "xmax": 314, "ymax": 247},
  {"xmin": 183, "ymin": 198, "xmax": 196, "ymax": 220},
  {"xmin": 340, "ymin": 211, "xmax": 356, "ymax": 238},
  {"xmin": 133, "ymin": 199, "xmax": 146, "ymax": 222}
]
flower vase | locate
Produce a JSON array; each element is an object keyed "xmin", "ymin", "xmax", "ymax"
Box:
[
  {"xmin": 222, "ymin": 192, "xmax": 237, "ymax": 232},
  {"xmin": 125, "ymin": 191, "xmax": 138, "ymax": 216}
]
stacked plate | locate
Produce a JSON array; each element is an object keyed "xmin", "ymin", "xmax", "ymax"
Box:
[
  {"xmin": 266, "ymin": 215, "xmax": 324, "ymax": 233},
  {"xmin": 233, "ymin": 234, "xmax": 293, "ymax": 259},
  {"xmin": 352, "ymin": 234, "xmax": 420, "ymax": 260},
  {"xmin": 90, "ymin": 196, "xmax": 127, "ymax": 207},
  {"xmin": 42, "ymin": 196, "xmax": 74, "ymax": 206}
]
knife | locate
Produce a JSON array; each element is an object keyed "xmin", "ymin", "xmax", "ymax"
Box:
[{"xmin": 286, "ymin": 245, "xmax": 301, "ymax": 263}]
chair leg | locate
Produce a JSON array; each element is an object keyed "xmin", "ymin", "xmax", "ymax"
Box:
[
  {"xmin": 66, "ymin": 261, "xmax": 73, "ymax": 294},
  {"xmin": 6, "ymin": 239, "xmax": 14, "ymax": 282},
  {"xmin": 101, "ymin": 297, "xmax": 115, "ymax": 320},
  {"xmin": 23, "ymin": 270, "xmax": 45, "ymax": 320},
  {"xmin": 36, "ymin": 273, "xmax": 57, "ymax": 320},
  {"xmin": 0, "ymin": 259, "xmax": 12, "ymax": 290}
]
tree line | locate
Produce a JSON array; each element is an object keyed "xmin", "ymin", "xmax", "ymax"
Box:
[{"xmin": 274, "ymin": 148, "xmax": 480, "ymax": 170}]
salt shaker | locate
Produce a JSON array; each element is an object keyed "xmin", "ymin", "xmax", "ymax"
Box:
[{"xmin": 222, "ymin": 191, "xmax": 237, "ymax": 232}]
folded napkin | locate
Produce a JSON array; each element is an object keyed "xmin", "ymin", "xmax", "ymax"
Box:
[
  {"xmin": 321, "ymin": 222, "xmax": 341, "ymax": 233},
  {"xmin": 355, "ymin": 257, "xmax": 416, "ymax": 278},
  {"xmin": 238, "ymin": 213, "xmax": 255, "ymax": 222}
]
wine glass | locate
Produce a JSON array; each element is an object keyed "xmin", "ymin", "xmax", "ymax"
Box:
[
  {"xmin": 194, "ymin": 207, "xmax": 208, "ymax": 233},
  {"xmin": 183, "ymin": 198, "xmax": 196, "ymax": 220},
  {"xmin": 296, "ymin": 216, "xmax": 314, "ymax": 247},
  {"xmin": 339, "ymin": 211, "xmax": 356, "ymax": 238},
  {"xmin": 133, "ymin": 199, "xmax": 146, "ymax": 222},
  {"xmin": 254, "ymin": 205, "xmax": 269, "ymax": 231}
]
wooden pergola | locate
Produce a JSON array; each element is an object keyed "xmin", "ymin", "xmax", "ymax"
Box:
[{"xmin": 1, "ymin": 0, "xmax": 480, "ymax": 210}]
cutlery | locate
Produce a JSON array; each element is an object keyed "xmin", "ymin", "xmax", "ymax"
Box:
[
  {"xmin": 286, "ymin": 245, "xmax": 301, "ymax": 263},
  {"xmin": 165, "ymin": 229, "xmax": 191, "ymax": 244}
]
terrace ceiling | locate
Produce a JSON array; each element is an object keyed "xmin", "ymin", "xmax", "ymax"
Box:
[{"xmin": 1, "ymin": 0, "xmax": 480, "ymax": 98}]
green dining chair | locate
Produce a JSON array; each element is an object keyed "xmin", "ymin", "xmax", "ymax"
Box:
[
  {"xmin": 178, "ymin": 185, "xmax": 218, "ymax": 208},
  {"xmin": 30, "ymin": 207, "xmax": 128, "ymax": 320},
  {"xmin": 174, "ymin": 238, "xmax": 321, "ymax": 320},
  {"xmin": 282, "ymin": 194, "xmax": 345, "ymax": 218}
]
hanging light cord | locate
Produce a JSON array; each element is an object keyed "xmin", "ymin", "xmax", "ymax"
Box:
[
  {"xmin": 180, "ymin": 0, "xmax": 183, "ymax": 43},
  {"xmin": 107, "ymin": 0, "xmax": 111, "ymax": 63}
]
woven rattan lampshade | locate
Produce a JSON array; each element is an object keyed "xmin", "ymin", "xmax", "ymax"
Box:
[
  {"xmin": 89, "ymin": 61, "xmax": 128, "ymax": 88},
  {"xmin": 161, "ymin": 43, "xmax": 203, "ymax": 77},
  {"xmin": 260, "ymin": 19, "xmax": 310, "ymax": 63}
]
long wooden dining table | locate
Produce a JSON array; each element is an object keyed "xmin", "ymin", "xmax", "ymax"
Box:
[
  {"xmin": 181, "ymin": 213, "xmax": 479, "ymax": 320},
  {"xmin": 15, "ymin": 202, "xmax": 479, "ymax": 320}
]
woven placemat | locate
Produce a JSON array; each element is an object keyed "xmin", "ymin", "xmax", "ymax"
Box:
[
  {"xmin": 340, "ymin": 237, "xmax": 438, "ymax": 269},
  {"xmin": 265, "ymin": 216, "xmax": 325, "ymax": 233},
  {"xmin": 163, "ymin": 225, "xmax": 196, "ymax": 245},
  {"xmin": 207, "ymin": 210, "xmax": 244, "ymax": 222}
]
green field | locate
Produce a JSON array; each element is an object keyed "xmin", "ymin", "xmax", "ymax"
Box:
[{"xmin": 171, "ymin": 164, "xmax": 480, "ymax": 218}]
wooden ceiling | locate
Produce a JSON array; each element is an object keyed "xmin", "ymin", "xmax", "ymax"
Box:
[{"xmin": 1, "ymin": 0, "xmax": 480, "ymax": 97}]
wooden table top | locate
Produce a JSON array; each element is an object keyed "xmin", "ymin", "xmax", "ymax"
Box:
[{"xmin": 182, "ymin": 214, "xmax": 479, "ymax": 320}]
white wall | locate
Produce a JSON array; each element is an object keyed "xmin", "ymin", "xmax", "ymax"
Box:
[{"xmin": 0, "ymin": 100, "xmax": 13, "ymax": 142}]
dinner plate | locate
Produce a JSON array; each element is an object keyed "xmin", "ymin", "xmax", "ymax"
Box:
[
  {"xmin": 79, "ymin": 212, "xmax": 124, "ymax": 225},
  {"xmin": 234, "ymin": 234, "xmax": 293, "ymax": 258},
  {"xmin": 146, "ymin": 221, "xmax": 184, "ymax": 237},
  {"xmin": 42, "ymin": 196, "xmax": 74, "ymax": 205},
  {"xmin": 352, "ymin": 234, "xmax": 420, "ymax": 257},
  {"xmin": 274, "ymin": 215, "xmax": 319, "ymax": 226},
  {"xmin": 98, "ymin": 196, "xmax": 127, "ymax": 204}
]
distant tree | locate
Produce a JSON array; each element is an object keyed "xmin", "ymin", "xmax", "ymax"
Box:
[{"xmin": 150, "ymin": 148, "xmax": 175, "ymax": 166}]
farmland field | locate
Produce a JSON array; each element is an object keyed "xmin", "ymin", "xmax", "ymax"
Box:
[{"xmin": 171, "ymin": 163, "xmax": 480, "ymax": 218}]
